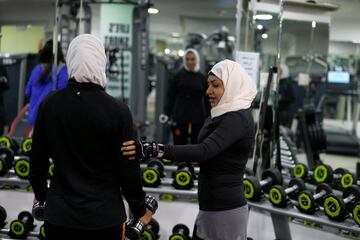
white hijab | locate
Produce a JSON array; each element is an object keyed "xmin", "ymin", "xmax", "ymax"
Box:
[
  {"xmin": 66, "ymin": 34, "xmax": 107, "ymax": 88},
  {"xmin": 183, "ymin": 48, "xmax": 200, "ymax": 72},
  {"xmin": 210, "ymin": 59, "xmax": 257, "ymax": 118}
]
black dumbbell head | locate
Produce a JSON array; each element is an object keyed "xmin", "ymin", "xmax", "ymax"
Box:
[
  {"xmin": 14, "ymin": 157, "xmax": 30, "ymax": 179},
  {"xmin": 142, "ymin": 218, "xmax": 160, "ymax": 240},
  {"xmin": 334, "ymin": 168, "xmax": 354, "ymax": 189},
  {"xmin": 0, "ymin": 205, "xmax": 7, "ymax": 227},
  {"xmin": 288, "ymin": 178, "xmax": 305, "ymax": 199},
  {"xmin": 313, "ymin": 164, "xmax": 333, "ymax": 184},
  {"xmin": 148, "ymin": 159, "xmax": 165, "ymax": 176},
  {"xmin": 126, "ymin": 219, "xmax": 144, "ymax": 239},
  {"xmin": 21, "ymin": 138, "xmax": 32, "ymax": 155},
  {"xmin": 297, "ymin": 190, "xmax": 317, "ymax": 214},
  {"xmin": 170, "ymin": 223, "xmax": 190, "ymax": 240},
  {"xmin": 323, "ymin": 194, "xmax": 347, "ymax": 221},
  {"xmin": 18, "ymin": 211, "xmax": 34, "ymax": 229},
  {"xmin": 243, "ymin": 176, "xmax": 262, "ymax": 201},
  {"xmin": 9, "ymin": 211, "xmax": 34, "ymax": 238},
  {"xmin": 173, "ymin": 162, "xmax": 194, "ymax": 190},
  {"xmin": 0, "ymin": 147, "xmax": 15, "ymax": 170},
  {"xmin": 269, "ymin": 185, "xmax": 288, "ymax": 208},
  {"xmin": 292, "ymin": 163, "xmax": 308, "ymax": 179},
  {"xmin": 343, "ymin": 185, "xmax": 360, "ymax": 203},
  {"xmin": 177, "ymin": 162, "xmax": 195, "ymax": 176},
  {"xmin": 262, "ymin": 168, "xmax": 283, "ymax": 187}
]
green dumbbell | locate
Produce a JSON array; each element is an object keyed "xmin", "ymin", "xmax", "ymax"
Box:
[
  {"xmin": 39, "ymin": 224, "xmax": 45, "ymax": 240},
  {"xmin": 297, "ymin": 183, "xmax": 332, "ymax": 214},
  {"xmin": 141, "ymin": 218, "xmax": 160, "ymax": 240},
  {"xmin": 172, "ymin": 162, "xmax": 195, "ymax": 190},
  {"xmin": 169, "ymin": 223, "xmax": 190, "ymax": 240},
  {"xmin": 13, "ymin": 156, "xmax": 30, "ymax": 179},
  {"xmin": 243, "ymin": 168, "xmax": 282, "ymax": 202},
  {"xmin": 0, "ymin": 147, "xmax": 14, "ymax": 176},
  {"xmin": 8, "ymin": 211, "xmax": 35, "ymax": 239},
  {"xmin": 269, "ymin": 178, "xmax": 306, "ymax": 208},
  {"xmin": 142, "ymin": 159, "xmax": 164, "ymax": 187},
  {"xmin": 20, "ymin": 138, "xmax": 32, "ymax": 155},
  {"xmin": 324, "ymin": 185, "xmax": 360, "ymax": 222},
  {"xmin": 0, "ymin": 136, "xmax": 19, "ymax": 154}
]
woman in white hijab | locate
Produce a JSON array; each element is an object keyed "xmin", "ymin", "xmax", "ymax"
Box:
[
  {"xmin": 122, "ymin": 59, "xmax": 257, "ymax": 240},
  {"xmin": 29, "ymin": 34, "xmax": 152, "ymax": 240},
  {"xmin": 164, "ymin": 48, "xmax": 209, "ymax": 145}
]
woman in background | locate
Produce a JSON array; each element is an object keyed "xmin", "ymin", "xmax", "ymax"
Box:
[
  {"xmin": 25, "ymin": 39, "xmax": 68, "ymax": 125},
  {"xmin": 164, "ymin": 48, "xmax": 209, "ymax": 144}
]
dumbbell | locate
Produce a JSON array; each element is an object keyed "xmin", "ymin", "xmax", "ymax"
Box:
[
  {"xmin": 169, "ymin": 223, "xmax": 190, "ymax": 240},
  {"xmin": 243, "ymin": 168, "xmax": 282, "ymax": 201},
  {"xmin": 142, "ymin": 159, "xmax": 165, "ymax": 187},
  {"xmin": 8, "ymin": 211, "xmax": 35, "ymax": 239},
  {"xmin": 13, "ymin": 156, "xmax": 30, "ymax": 179},
  {"xmin": 0, "ymin": 136, "xmax": 19, "ymax": 154},
  {"xmin": 0, "ymin": 147, "xmax": 30, "ymax": 179},
  {"xmin": 269, "ymin": 178, "xmax": 306, "ymax": 208},
  {"xmin": 332, "ymin": 168, "xmax": 355, "ymax": 189},
  {"xmin": 0, "ymin": 147, "xmax": 14, "ymax": 176},
  {"xmin": 292, "ymin": 163, "xmax": 333, "ymax": 185},
  {"xmin": 296, "ymin": 183, "xmax": 332, "ymax": 214},
  {"xmin": 0, "ymin": 205, "xmax": 7, "ymax": 228},
  {"xmin": 323, "ymin": 185, "xmax": 360, "ymax": 222},
  {"xmin": 126, "ymin": 195, "xmax": 158, "ymax": 239},
  {"xmin": 172, "ymin": 162, "xmax": 195, "ymax": 190},
  {"xmin": 141, "ymin": 218, "xmax": 160, "ymax": 240},
  {"xmin": 32, "ymin": 201, "xmax": 46, "ymax": 221},
  {"xmin": 20, "ymin": 138, "xmax": 32, "ymax": 155}
]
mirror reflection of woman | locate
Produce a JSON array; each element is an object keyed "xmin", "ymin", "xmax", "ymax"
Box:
[
  {"xmin": 164, "ymin": 48, "xmax": 209, "ymax": 144},
  {"xmin": 123, "ymin": 59, "xmax": 257, "ymax": 240}
]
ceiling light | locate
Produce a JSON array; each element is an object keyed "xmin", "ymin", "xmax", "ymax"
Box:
[
  {"xmin": 164, "ymin": 48, "xmax": 170, "ymax": 54},
  {"xmin": 148, "ymin": 8, "xmax": 159, "ymax": 14},
  {"xmin": 253, "ymin": 14, "xmax": 273, "ymax": 20},
  {"xmin": 257, "ymin": 24, "xmax": 263, "ymax": 30},
  {"xmin": 178, "ymin": 50, "xmax": 185, "ymax": 56},
  {"xmin": 172, "ymin": 32, "xmax": 180, "ymax": 38},
  {"xmin": 262, "ymin": 33, "xmax": 268, "ymax": 39}
]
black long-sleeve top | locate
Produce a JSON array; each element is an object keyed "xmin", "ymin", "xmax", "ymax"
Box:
[
  {"xmin": 164, "ymin": 109, "xmax": 255, "ymax": 210},
  {"xmin": 165, "ymin": 68, "xmax": 209, "ymax": 124},
  {"xmin": 29, "ymin": 79, "xmax": 146, "ymax": 229}
]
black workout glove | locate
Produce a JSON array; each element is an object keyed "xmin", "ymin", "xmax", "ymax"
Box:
[{"xmin": 135, "ymin": 140, "xmax": 164, "ymax": 159}]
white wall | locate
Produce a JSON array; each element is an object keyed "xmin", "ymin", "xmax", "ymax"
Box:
[{"xmin": 0, "ymin": 1, "xmax": 55, "ymax": 38}]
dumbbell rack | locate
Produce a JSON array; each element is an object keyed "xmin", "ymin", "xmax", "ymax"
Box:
[
  {"xmin": 142, "ymin": 183, "xmax": 360, "ymax": 240},
  {"xmin": 2, "ymin": 167, "xmax": 360, "ymax": 239}
]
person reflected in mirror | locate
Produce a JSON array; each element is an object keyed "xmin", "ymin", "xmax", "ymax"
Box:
[
  {"xmin": 25, "ymin": 39, "xmax": 68, "ymax": 126},
  {"xmin": 163, "ymin": 48, "xmax": 210, "ymax": 144}
]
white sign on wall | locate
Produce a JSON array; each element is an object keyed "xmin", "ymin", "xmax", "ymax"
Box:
[
  {"xmin": 99, "ymin": 4, "xmax": 134, "ymax": 100},
  {"xmin": 235, "ymin": 51, "xmax": 260, "ymax": 83}
]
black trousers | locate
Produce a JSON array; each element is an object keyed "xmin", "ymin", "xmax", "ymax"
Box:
[
  {"xmin": 172, "ymin": 123, "xmax": 202, "ymax": 145},
  {"xmin": 44, "ymin": 222, "xmax": 124, "ymax": 240}
]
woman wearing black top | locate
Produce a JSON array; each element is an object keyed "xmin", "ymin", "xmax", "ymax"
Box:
[
  {"xmin": 164, "ymin": 48, "xmax": 209, "ymax": 144},
  {"xmin": 122, "ymin": 59, "xmax": 257, "ymax": 240},
  {"xmin": 29, "ymin": 34, "xmax": 152, "ymax": 240}
]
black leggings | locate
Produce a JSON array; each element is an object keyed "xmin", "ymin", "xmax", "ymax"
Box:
[{"xmin": 44, "ymin": 222, "xmax": 124, "ymax": 240}]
